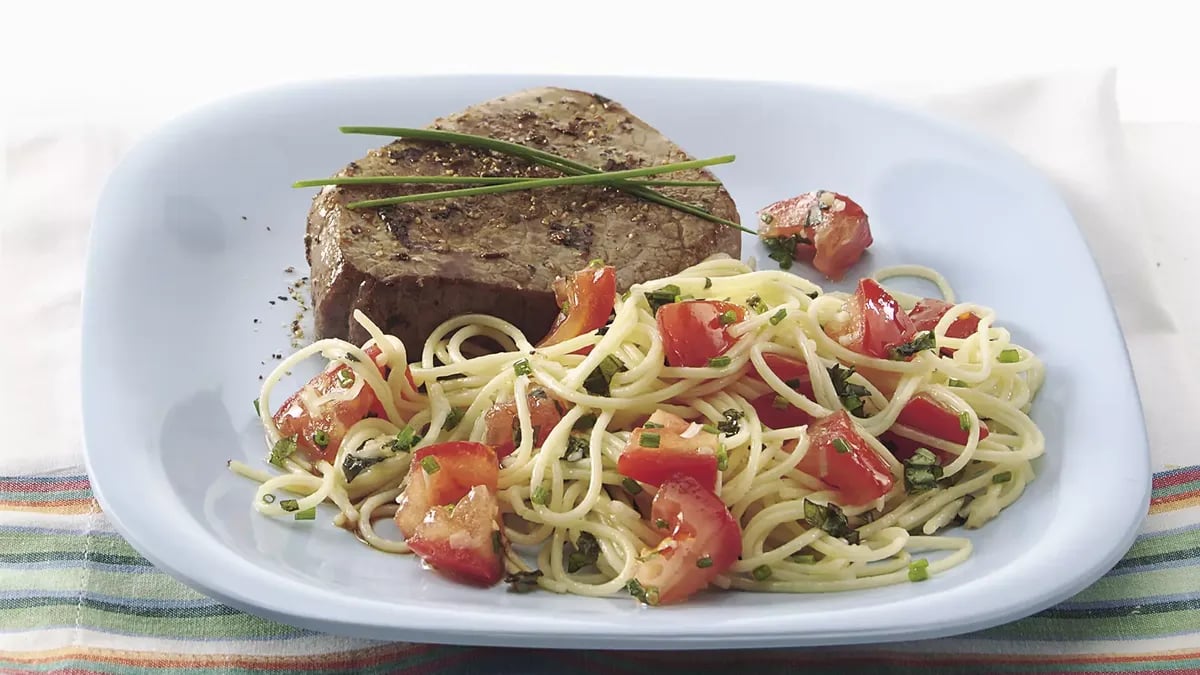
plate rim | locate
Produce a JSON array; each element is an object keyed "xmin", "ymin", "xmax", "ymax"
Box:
[{"xmin": 81, "ymin": 72, "xmax": 1151, "ymax": 649}]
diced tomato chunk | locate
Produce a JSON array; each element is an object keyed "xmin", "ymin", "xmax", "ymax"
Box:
[
  {"xmin": 908, "ymin": 298, "xmax": 982, "ymax": 356},
  {"xmin": 657, "ymin": 300, "xmax": 745, "ymax": 368},
  {"xmin": 896, "ymin": 393, "xmax": 989, "ymax": 445},
  {"xmin": 273, "ymin": 345, "xmax": 391, "ymax": 463},
  {"xmin": 539, "ymin": 264, "xmax": 617, "ymax": 350},
  {"xmin": 403, "ymin": 485, "xmax": 504, "ymax": 587},
  {"xmin": 824, "ymin": 278, "xmax": 917, "ymax": 360},
  {"xmin": 618, "ymin": 411, "xmax": 720, "ymax": 489},
  {"xmin": 796, "ymin": 411, "xmax": 894, "ymax": 506},
  {"xmin": 395, "ymin": 442, "xmax": 499, "ymax": 539},
  {"xmin": 632, "ymin": 475, "xmax": 742, "ymax": 605},
  {"xmin": 757, "ymin": 190, "xmax": 873, "ymax": 281},
  {"xmin": 747, "ymin": 353, "xmax": 818, "ymax": 429},
  {"xmin": 483, "ymin": 388, "xmax": 564, "ymax": 460}
]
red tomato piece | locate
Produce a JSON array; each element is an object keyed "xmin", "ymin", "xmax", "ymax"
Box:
[
  {"xmin": 879, "ymin": 431, "xmax": 955, "ymax": 465},
  {"xmin": 824, "ymin": 278, "xmax": 917, "ymax": 360},
  {"xmin": 395, "ymin": 442, "xmax": 499, "ymax": 539},
  {"xmin": 747, "ymin": 353, "xmax": 818, "ymax": 429},
  {"xmin": 483, "ymin": 388, "xmax": 565, "ymax": 460},
  {"xmin": 796, "ymin": 411, "xmax": 894, "ymax": 506},
  {"xmin": 757, "ymin": 190, "xmax": 874, "ymax": 281},
  {"xmin": 273, "ymin": 345, "xmax": 391, "ymax": 463},
  {"xmin": 908, "ymin": 298, "xmax": 982, "ymax": 356},
  {"xmin": 403, "ymin": 485, "xmax": 504, "ymax": 587},
  {"xmin": 538, "ymin": 264, "xmax": 617, "ymax": 349},
  {"xmin": 618, "ymin": 411, "xmax": 720, "ymax": 489},
  {"xmin": 633, "ymin": 474, "xmax": 742, "ymax": 605},
  {"xmin": 657, "ymin": 300, "xmax": 745, "ymax": 368},
  {"xmin": 895, "ymin": 393, "xmax": 989, "ymax": 445}
]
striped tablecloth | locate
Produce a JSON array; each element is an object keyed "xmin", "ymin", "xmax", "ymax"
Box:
[{"xmin": 2, "ymin": 467, "xmax": 1197, "ymax": 674}]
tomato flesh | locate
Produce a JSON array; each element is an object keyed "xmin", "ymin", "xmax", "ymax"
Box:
[
  {"xmin": 908, "ymin": 298, "xmax": 981, "ymax": 356},
  {"xmin": 396, "ymin": 442, "xmax": 499, "ymax": 539},
  {"xmin": 483, "ymin": 388, "xmax": 564, "ymax": 460},
  {"xmin": 886, "ymin": 393, "xmax": 990, "ymax": 463},
  {"xmin": 538, "ymin": 265, "xmax": 617, "ymax": 349},
  {"xmin": 824, "ymin": 279, "xmax": 916, "ymax": 360},
  {"xmin": 403, "ymin": 485, "xmax": 504, "ymax": 587},
  {"xmin": 633, "ymin": 475, "xmax": 742, "ymax": 605},
  {"xmin": 748, "ymin": 353, "xmax": 817, "ymax": 429},
  {"xmin": 757, "ymin": 190, "xmax": 873, "ymax": 281},
  {"xmin": 657, "ymin": 300, "xmax": 745, "ymax": 368},
  {"xmin": 796, "ymin": 410, "xmax": 894, "ymax": 506},
  {"xmin": 273, "ymin": 345, "xmax": 390, "ymax": 463},
  {"xmin": 618, "ymin": 411, "xmax": 720, "ymax": 489}
]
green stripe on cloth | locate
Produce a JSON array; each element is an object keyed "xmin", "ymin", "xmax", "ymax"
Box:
[
  {"xmin": 0, "ymin": 529, "xmax": 141, "ymax": 557},
  {"xmin": 1067, "ymin": 565, "xmax": 1200, "ymax": 603},
  {"xmin": 0, "ymin": 604, "xmax": 308, "ymax": 640}
]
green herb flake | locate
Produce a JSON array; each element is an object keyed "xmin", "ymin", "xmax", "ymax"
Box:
[
  {"xmin": 716, "ymin": 444, "xmax": 729, "ymax": 471},
  {"xmin": 337, "ymin": 368, "xmax": 355, "ymax": 388},
  {"xmin": 574, "ymin": 413, "xmax": 598, "ymax": 430},
  {"xmin": 760, "ymin": 212, "xmax": 774, "ymax": 225},
  {"xmin": 704, "ymin": 277, "xmax": 713, "ymax": 289},
  {"xmin": 696, "ymin": 555, "xmax": 713, "ymax": 569},
  {"xmin": 421, "ymin": 456, "xmax": 441, "ymax": 475},
  {"xmin": 746, "ymin": 295, "xmax": 768, "ymax": 314},
  {"xmin": 770, "ymin": 308, "xmax": 787, "ymax": 325},
  {"xmin": 622, "ymin": 477, "xmax": 643, "ymax": 495},
  {"xmin": 643, "ymin": 422, "xmax": 664, "ymax": 429},
  {"xmin": 718, "ymin": 309, "xmax": 738, "ymax": 325},
  {"xmin": 717, "ymin": 409, "xmax": 744, "ymax": 436},
  {"xmin": 566, "ymin": 532, "xmax": 600, "ymax": 573},
  {"xmin": 772, "ymin": 395, "xmax": 790, "ymax": 410},
  {"xmin": 644, "ymin": 284, "xmax": 683, "ymax": 314},
  {"xmin": 828, "ymin": 364, "xmax": 870, "ymax": 417},
  {"xmin": 312, "ymin": 429, "xmax": 329, "ymax": 448},
  {"xmin": 261, "ymin": 493, "xmax": 276, "ymax": 504},
  {"xmin": 504, "ymin": 570, "xmax": 543, "ymax": 593},
  {"xmin": 513, "ymin": 359, "xmax": 533, "ymax": 376},
  {"xmin": 294, "ymin": 507, "xmax": 317, "ymax": 521},
  {"xmin": 279, "ymin": 499, "xmax": 300, "ymax": 513},
  {"xmin": 903, "ymin": 448, "xmax": 944, "ymax": 494},
  {"xmin": 992, "ymin": 471, "xmax": 1013, "ymax": 484},
  {"xmin": 752, "ymin": 564, "xmax": 773, "ymax": 581},
  {"xmin": 707, "ymin": 356, "xmax": 732, "ymax": 368},
  {"xmin": 391, "ymin": 426, "xmax": 419, "ymax": 453},
  {"xmin": 589, "ymin": 258, "xmax": 606, "ymax": 268},
  {"xmin": 626, "ymin": 578, "xmax": 660, "ymax": 605},
  {"xmin": 908, "ymin": 561, "xmax": 930, "ymax": 582},
  {"xmin": 788, "ymin": 554, "xmax": 816, "ymax": 564},
  {"xmin": 700, "ymin": 423, "xmax": 719, "ymax": 435},
  {"xmin": 999, "ymin": 348, "xmax": 1021, "ymax": 363},
  {"xmin": 947, "ymin": 378, "xmax": 967, "ymax": 387},
  {"xmin": 252, "ymin": 398, "xmax": 261, "ymax": 416},
  {"xmin": 564, "ymin": 435, "xmax": 591, "ymax": 462},
  {"xmin": 583, "ymin": 354, "xmax": 627, "ymax": 397},
  {"xmin": 640, "ymin": 432, "xmax": 661, "ymax": 448},
  {"xmin": 342, "ymin": 453, "xmax": 383, "ymax": 483},
  {"xmin": 268, "ymin": 436, "xmax": 298, "ymax": 468},
  {"xmin": 443, "ymin": 407, "xmax": 465, "ymax": 431},
  {"xmin": 889, "ymin": 331, "xmax": 937, "ymax": 360},
  {"xmin": 832, "ymin": 437, "xmax": 851, "ymax": 454},
  {"xmin": 803, "ymin": 499, "xmax": 856, "ymax": 540},
  {"xmin": 958, "ymin": 411, "xmax": 971, "ymax": 432},
  {"xmin": 763, "ymin": 235, "xmax": 798, "ymax": 270},
  {"xmin": 531, "ymin": 485, "xmax": 550, "ymax": 506},
  {"xmin": 492, "ymin": 530, "xmax": 502, "ymax": 553},
  {"xmin": 655, "ymin": 518, "xmax": 669, "ymax": 529}
]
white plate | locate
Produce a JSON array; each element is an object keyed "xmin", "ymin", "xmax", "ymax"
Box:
[{"xmin": 82, "ymin": 75, "xmax": 1150, "ymax": 649}]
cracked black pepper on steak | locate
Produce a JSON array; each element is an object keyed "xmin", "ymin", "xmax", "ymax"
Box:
[{"xmin": 304, "ymin": 86, "xmax": 741, "ymax": 350}]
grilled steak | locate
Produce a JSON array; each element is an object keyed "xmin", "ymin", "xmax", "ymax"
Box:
[{"xmin": 305, "ymin": 86, "xmax": 741, "ymax": 351}]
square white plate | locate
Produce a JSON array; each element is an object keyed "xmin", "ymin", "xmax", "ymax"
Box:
[{"xmin": 82, "ymin": 75, "xmax": 1150, "ymax": 648}]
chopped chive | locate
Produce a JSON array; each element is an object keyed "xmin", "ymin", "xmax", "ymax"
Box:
[
  {"xmin": 992, "ymin": 471, "xmax": 1013, "ymax": 484},
  {"xmin": 719, "ymin": 310, "xmax": 738, "ymax": 325},
  {"xmin": 294, "ymin": 507, "xmax": 317, "ymax": 521},
  {"xmin": 492, "ymin": 530, "xmax": 502, "ymax": 553},
  {"xmin": 998, "ymin": 349, "xmax": 1020, "ymax": 363},
  {"xmin": 788, "ymin": 554, "xmax": 816, "ymax": 564},
  {"xmin": 391, "ymin": 426, "xmax": 418, "ymax": 452},
  {"xmin": 746, "ymin": 295, "xmax": 768, "ymax": 314},
  {"xmin": 707, "ymin": 355, "xmax": 732, "ymax": 368},
  {"xmin": 644, "ymin": 284, "xmax": 683, "ymax": 313},
  {"xmin": 279, "ymin": 499, "xmax": 300, "ymax": 512},
  {"xmin": 772, "ymin": 395, "xmax": 790, "ymax": 410},
  {"xmin": 421, "ymin": 456, "xmax": 441, "ymax": 474},
  {"xmin": 832, "ymin": 437, "xmax": 851, "ymax": 454},
  {"xmin": 716, "ymin": 444, "xmax": 729, "ymax": 471},
  {"xmin": 911, "ymin": 558, "xmax": 930, "ymax": 569},
  {"xmin": 252, "ymin": 398, "xmax": 261, "ymax": 416},
  {"xmin": 505, "ymin": 570, "xmax": 544, "ymax": 593},
  {"xmin": 908, "ymin": 562, "xmax": 930, "ymax": 582},
  {"xmin": 752, "ymin": 564, "xmax": 773, "ymax": 581},
  {"xmin": 958, "ymin": 411, "xmax": 971, "ymax": 432},
  {"xmin": 443, "ymin": 407, "xmax": 465, "ymax": 430},
  {"xmin": 701, "ymin": 424, "xmax": 720, "ymax": 434},
  {"xmin": 513, "ymin": 358, "xmax": 533, "ymax": 376},
  {"xmin": 640, "ymin": 432, "xmax": 661, "ymax": 448},
  {"xmin": 261, "ymin": 494, "xmax": 276, "ymax": 504},
  {"xmin": 655, "ymin": 518, "xmax": 669, "ymax": 529},
  {"xmin": 770, "ymin": 308, "xmax": 787, "ymax": 325},
  {"xmin": 622, "ymin": 477, "xmax": 643, "ymax": 495},
  {"xmin": 337, "ymin": 368, "xmax": 355, "ymax": 388},
  {"xmin": 312, "ymin": 430, "xmax": 329, "ymax": 448},
  {"xmin": 531, "ymin": 485, "xmax": 550, "ymax": 506},
  {"xmin": 696, "ymin": 555, "xmax": 714, "ymax": 569},
  {"xmin": 643, "ymin": 422, "xmax": 664, "ymax": 429},
  {"xmin": 704, "ymin": 277, "xmax": 713, "ymax": 289},
  {"xmin": 947, "ymin": 378, "xmax": 967, "ymax": 387},
  {"xmin": 295, "ymin": 175, "xmax": 721, "ymax": 188},
  {"xmin": 589, "ymin": 258, "xmax": 606, "ymax": 268},
  {"xmin": 269, "ymin": 436, "xmax": 297, "ymax": 468},
  {"xmin": 760, "ymin": 212, "xmax": 774, "ymax": 224}
]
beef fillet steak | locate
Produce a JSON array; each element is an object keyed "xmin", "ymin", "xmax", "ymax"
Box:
[{"xmin": 305, "ymin": 86, "xmax": 741, "ymax": 352}]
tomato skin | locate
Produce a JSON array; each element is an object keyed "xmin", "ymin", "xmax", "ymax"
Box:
[
  {"xmin": 757, "ymin": 191, "xmax": 873, "ymax": 281},
  {"xmin": 908, "ymin": 298, "xmax": 981, "ymax": 357},
  {"xmin": 403, "ymin": 485, "xmax": 504, "ymax": 587},
  {"xmin": 797, "ymin": 411, "xmax": 894, "ymax": 506},
  {"xmin": 396, "ymin": 442, "xmax": 499, "ymax": 539},
  {"xmin": 273, "ymin": 345, "xmax": 390, "ymax": 463},
  {"xmin": 618, "ymin": 411, "xmax": 720, "ymax": 489},
  {"xmin": 825, "ymin": 279, "xmax": 917, "ymax": 360},
  {"xmin": 634, "ymin": 475, "xmax": 742, "ymax": 605},
  {"xmin": 896, "ymin": 393, "xmax": 989, "ymax": 445},
  {"xmin": 538, "ymin": 265, "xmax": 617, "ymax": 349},
  {"xmin": 483, "ymin": 389, "xmax": 564, "ymax": 460},
  {"xmin": 748, "ymin": 353, "xmax": 818, "ymax": 429},
  {"xmin": 657, "ymin": 300, "xmax": 746, "ymax": 368}
]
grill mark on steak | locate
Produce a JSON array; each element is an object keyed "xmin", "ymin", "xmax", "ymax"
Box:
[{"xmin": 305, "ymin": 86, "xmax": 741, "ymax": 350}]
